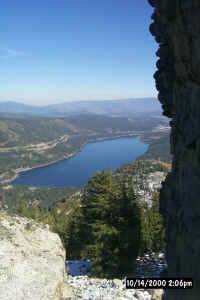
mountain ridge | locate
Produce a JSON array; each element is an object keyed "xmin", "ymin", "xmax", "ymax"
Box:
[{"xmin": 0, "ymin": 98, "xmax": 162, "ymax": 117}]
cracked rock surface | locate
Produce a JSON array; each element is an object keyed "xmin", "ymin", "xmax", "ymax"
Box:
[
  {"xmin": 0, "ymin": 211, "xmax": 75, "ymax": 300},
  {"xmin": 148, "ymin": 0, "xmax": 200, "ymax": 299}
]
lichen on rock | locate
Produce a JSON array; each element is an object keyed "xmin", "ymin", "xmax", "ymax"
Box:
[
  {"xmin": 0, "ymin": 211, "xmax": 75, "ymax": 300},
  {"xmin": 148, "ymin": 0, "xmax": 200, "ymax": 299}
]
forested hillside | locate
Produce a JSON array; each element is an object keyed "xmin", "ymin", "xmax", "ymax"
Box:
[
  {"xmin": 138, "ymin": 134, "xmax": 171, "ymax": 162},
  {"xmin": 0, "ymin": 114, "xmax": 170, "ymax": 183},
  {"xmin": 5, "ymin": 160, "xmax": 166, "ymax": 278},
  {"xmin": 0, "ymin": 110, "xmax": 170, "ymax": 279},
  {"xmin": 0, "ymin": 159, "xmax": 170, "ymax": 212}
]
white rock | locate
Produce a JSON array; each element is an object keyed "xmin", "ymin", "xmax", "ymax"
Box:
[
  {"xmin": 158, "ymin": 253, "xmax": 164, "ymax": 259},
  {"xmin": 65, "ymin": 261, "xmax": 155, "ymax": 299},
  {"xmin": 0, "ymin": 211, "xmax": 75, "ymax": 300}
]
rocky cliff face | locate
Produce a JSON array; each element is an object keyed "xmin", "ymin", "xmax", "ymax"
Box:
[
  {"xmin": 148, "ymin": 0, "xmax": 200, "ymax": 299},
  {"xmin": 0, "ymin": 211, "xmax": 75, "ymax": 300}
]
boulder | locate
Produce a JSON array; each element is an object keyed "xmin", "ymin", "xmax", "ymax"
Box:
[{"xmin": 0, "ymin": 211, "xmax": 75, "ymax": 300}]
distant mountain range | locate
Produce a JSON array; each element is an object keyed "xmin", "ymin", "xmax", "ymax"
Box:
[{"xmin": 0, "ymin": 98, "xmax": 162, "ymax": 118}]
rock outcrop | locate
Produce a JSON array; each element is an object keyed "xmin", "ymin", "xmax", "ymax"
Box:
[
  {"xmin": 148, "ymin": 0, "xmax": 200, "ymax": 299},
  {"xmin": 0, "ymin": 211, "xmax": 75, "ymax": 300}
]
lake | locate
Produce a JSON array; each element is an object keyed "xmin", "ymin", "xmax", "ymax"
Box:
[{"xmin": 12, "ymin": 136, "xmax": 148, "ymax": 187}]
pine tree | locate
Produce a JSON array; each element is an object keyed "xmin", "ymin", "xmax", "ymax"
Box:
[
  {"xmin": 149, "ymin": 192, "xmax": 165, "ymax": 252},
  {"xmin": 65, "ymin": 205, "xmax": 89, "ymax": 259},
  {"xmin": 67, "ymin": 170, "xmax": 141, "ymax": 278},
  {"xmin": 140, "ymin": 192, "xmax": 165, "ymax": 254},
  {"xmin": 115, "ymin": 179, "xmax": 141, "ymax": 276}
]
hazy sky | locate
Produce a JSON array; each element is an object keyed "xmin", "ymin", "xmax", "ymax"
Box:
[{"xmin": 0, "ymin": 0, "xmax": 157, "ymax": 105}]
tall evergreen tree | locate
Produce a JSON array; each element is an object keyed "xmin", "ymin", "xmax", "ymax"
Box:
[
  {"xmin": 140, "ymin": 192, "xmax": 165, "ymax": 254},
  {"xmin": 67, "ymin": 170, "xmax": 141, "ymax": 278},
  {"xmin": 115, "ymin": 181, "xmax": 141, "ymax": 276},
  {"xmin": 64, "ymin": 205, "xmax": 89, "ymax": 259},
  {"xmin": 149, "ymin": 192, "xmax": 165, "ymax": 252}
]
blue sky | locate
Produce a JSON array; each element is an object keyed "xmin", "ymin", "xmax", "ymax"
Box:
[{"xmin": 0, "ymin": 0, "xmax": 157, "ymax": 105}]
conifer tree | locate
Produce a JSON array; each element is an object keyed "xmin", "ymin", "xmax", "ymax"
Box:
[
  {"xmin": 115, "ymin": 180, "xmax": 141, "ymax": 276},
  {"xmin": 140, "ymin": 192, "xmax": 165, "ymax": 254},
  {"xmin": 65, "ymin": 205, "xmax": 89, "ymax": 259},
  {"xmin": 67, "ymin": 170, "xmax": 141, "ymax": 278},
  {"xmin": 149, "ymin": 192, "xmax": 165, "ymax": 252}
]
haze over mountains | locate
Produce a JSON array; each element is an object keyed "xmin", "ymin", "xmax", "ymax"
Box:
[{"xmin": 0, "ymin": 98, "xmax": 162, "ymax": 118}]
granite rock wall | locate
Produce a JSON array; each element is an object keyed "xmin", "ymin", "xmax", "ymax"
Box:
[{"xmin": 148, "ymin": 0, "xmax": 200, "ymax": 299}]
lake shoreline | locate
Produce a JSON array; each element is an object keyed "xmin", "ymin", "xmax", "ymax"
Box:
[{"xmin": 4, "ymin": 133, "xmax": 148, "ymax": 186}]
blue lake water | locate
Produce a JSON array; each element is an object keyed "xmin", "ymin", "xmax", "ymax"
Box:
[{"xmin": 12, "ymin": 136, "xmax": 148, "ymax": 187}]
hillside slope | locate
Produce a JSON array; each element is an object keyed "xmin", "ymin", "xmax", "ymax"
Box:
[
  {"xmin": 0, "ymin": 114, "xmax": 170, "ymax": 183},
  {"xmin": 0, "ymin": 98, "xmax": 162, "ymax": 117}
]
